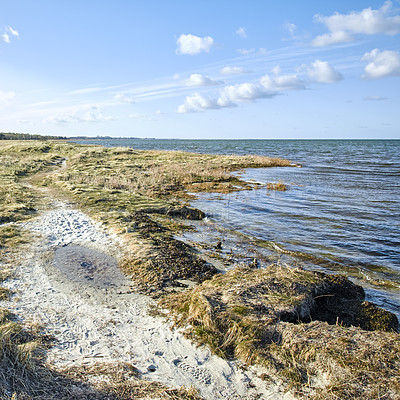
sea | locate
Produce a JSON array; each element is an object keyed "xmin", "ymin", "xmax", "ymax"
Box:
[{"xmin": 74, "ymin": 139, "xmax": 400, "ymax": 318}]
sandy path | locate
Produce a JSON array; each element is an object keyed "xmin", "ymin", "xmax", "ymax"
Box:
[{"xmin": 1, "ymin": 201, "xmax": 291, "ymax": 400}]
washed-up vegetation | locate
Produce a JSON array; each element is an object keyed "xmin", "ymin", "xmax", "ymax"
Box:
[
  {"xmin": 161, "ymin": 265, "xmax": 399, "ymax": 399},
  {"xmin": 267, "ymin": 180, "xmax": 287, "ymax": 191}
]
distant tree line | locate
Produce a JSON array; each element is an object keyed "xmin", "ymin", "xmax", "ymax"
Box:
[{"xmin": 0, "ymin": 132, "xmax": 67, "ymax": 141}]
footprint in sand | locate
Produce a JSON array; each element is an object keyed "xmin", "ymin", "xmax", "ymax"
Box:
[{"xmin": 173, "ymin": 358, "xmax": 213, "ymax": 385}]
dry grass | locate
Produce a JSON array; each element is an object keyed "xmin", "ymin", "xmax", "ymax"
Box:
[
  {"xmin": 162, "ymin": 265, "xmax": 399, "ymax": 399},
  {"xmin": 267, "ymin": 180, "xmax": 287, "ymax": 191},
  {"xmin": 0, "ymin": 141, "xmax": 76, "ymax": 224},
  {"xmin": 0, "ymin": 310, "xmax": 51, "ymax": 399},
  {"xmin": 42, "ymin": 146, "xmax": 292, "ymax": 206},
  {"xmin": 0, "ymin": 300, "xmax": 202, "ymax": 399},
  {"xmin": 58, "ymin": 362, "xmax": 203, "ymax": 400}
]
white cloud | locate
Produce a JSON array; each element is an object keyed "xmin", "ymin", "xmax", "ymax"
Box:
[
  {"xmin": 1, "ymin": 33, "xmax": 10, "ymax": 43},
  {"xmin": 114, "ymin": 93, "xmax": 135, "ymax": 103},
  {"xmin": 217, "ymin": 83, "xmax": 276, "ymax": 107},
  {"xmin": 220, "ymin": 66, "xmax": 249, "ymax": 75},
  {"xmin": 1, "ymin": 26, "xmax": 19, "ymax": 43},
  {"xmin": 69, "ymin": 87, "xmax": 104, "ymax": 95},
  {"xmin": 8, "ymin": 26, "xmax": 19, "ymax": 37},
  {"xmin": 177, "ymin": 82, "xmax": 277, "ymax": 113},
  {"xmin": 44, "ymin": 105, "xmax": 117, "ymax": 124},
  {"xmin": 312, "ymin": 30, "xmax": 353, "ymax": 47},
  {"xmin": 178, "ymin": 60, "xmax": 342, "ymax": 114},
  {"xmin": 177, "ymin": 92, "xmax": 220, "ymax": 113},
  {"xmin": 0, "ymin": 90, "xmax": 16, "ymax": 103},
  {"xmin": 286, "ymin": 22, "xmax": 297, "ymax": 37},
  {"xmin": 312, "ymin": 1, "xmax": 400, "ymax": 46},
  {"xmin": 361, "ymin": 48, "xmax": 400, "ymax": 78},
  {"xmin": 183, "ymin": 73, "xmax": 220, "ymax": 87},
  {"xmin": 236, "ymin": 47, "xmax": 267, "ymax": 55},
  {"xmin": 260, "ymin": 73, "xmax": 306, "ymax": 91},
  {"xmin": 236, "ymin": 48, "xmax": 256, "ymax": 55},
  {"xmin": 363, "ymin": 95, "xmax": 387, "ymax": 101},
  {"xmin": 236, "ymin": 27, "xmax": 247, "ymax": 38},
  {"xmin": 271, "ymin": 65, "xmax": 281, "ymax": 75},
  {"xmin": 129, "ymin": 113, "xmax": 148, "ymax": 119},
  {"xmin": 176, "ymin": 34, "xmax": 214, "ymax": 55},
  {"xmin": 307, "ymin": 60, "xmax": 343, "ymax": 83}
]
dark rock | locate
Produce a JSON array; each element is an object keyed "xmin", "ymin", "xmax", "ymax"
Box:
[{"xmin": 147, "ymin": 364, "xmax": 157, "ymax": 372}]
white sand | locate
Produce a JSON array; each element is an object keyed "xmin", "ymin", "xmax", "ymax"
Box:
[{"xmin": 1, "ymin": 201, "xmax": 292, "ymax": 400}]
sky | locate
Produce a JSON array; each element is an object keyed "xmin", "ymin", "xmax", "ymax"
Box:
[{"xmin": 1, "ymin": 0, "xmax": 400, "ymax": 139}]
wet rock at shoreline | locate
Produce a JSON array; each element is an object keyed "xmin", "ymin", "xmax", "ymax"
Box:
[{"xmin": 164, "ymin": 205, "xmax": 206, "ymax": 220}]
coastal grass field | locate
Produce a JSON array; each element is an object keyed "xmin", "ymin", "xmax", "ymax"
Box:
[{"xmin": 0, "ymin": 140, "xmax": 399, "ymax": 399}]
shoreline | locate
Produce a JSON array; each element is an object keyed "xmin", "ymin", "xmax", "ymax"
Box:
[
  {"xmin": 2, "ymin": 201, "xmax": 275, "ymax": 399},
  {"xmin": 177, "ymin": 203, "xmax": 400, "ymax": 321},
  {"xmin": 0, "ymin": 140, "xmax": 399, "ymax": 399}
]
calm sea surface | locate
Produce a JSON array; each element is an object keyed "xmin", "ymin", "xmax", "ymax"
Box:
[{"xmin": 75, "ymin": 139, "xmax": 400, "ymax": 316}]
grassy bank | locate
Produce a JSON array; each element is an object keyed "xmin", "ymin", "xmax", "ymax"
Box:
[
  {"xmin": 1, "ymin": 140, "xmax": 398, "ymax": 399},
  {"xmin": 161, "ymin": 266, "xmax": 399, "ymax": 399},
  {"xmin": 0, "ymin": 140, "xmax": 291, "ymax": 398},
  {"xmin": 35, "ymin": 143, "xmax": 292, "ymax": 293}
]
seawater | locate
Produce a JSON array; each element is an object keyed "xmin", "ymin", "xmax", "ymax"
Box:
[{"xmin": 74, "ymin": 139, "xmax": 400, "ymax": 316}]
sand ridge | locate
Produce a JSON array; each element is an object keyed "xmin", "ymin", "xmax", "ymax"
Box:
[{"xmin": 0, "ymin": 201, "xmax": 292, "ymax": 400}]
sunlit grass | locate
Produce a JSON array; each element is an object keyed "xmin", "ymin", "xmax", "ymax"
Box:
[{"xmin": 161, "ymin": 264, "xmax": 400, "ymax": 399}]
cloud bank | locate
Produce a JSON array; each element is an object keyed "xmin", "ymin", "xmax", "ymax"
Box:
[
  {"xmin": 312, "ymin": 1, "xmax": 400, "ymax": 46},
  {"xmin": 178, "ymin": 60, "xmax": 342, "ymax": 113}
]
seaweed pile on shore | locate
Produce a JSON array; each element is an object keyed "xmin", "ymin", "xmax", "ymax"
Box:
[{"xmin": 119, "ymin": 212, "xmax": 218, "ymax": 295}]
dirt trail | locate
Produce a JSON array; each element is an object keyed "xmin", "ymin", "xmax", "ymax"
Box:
[{"xmin": 1, "ymin": 188, "xmax": 292, "ymax": 399}]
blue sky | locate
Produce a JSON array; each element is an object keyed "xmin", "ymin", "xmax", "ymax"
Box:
[{"xmin": 1, "ymin": 0, "xmax": 399, "ymax": 139}]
